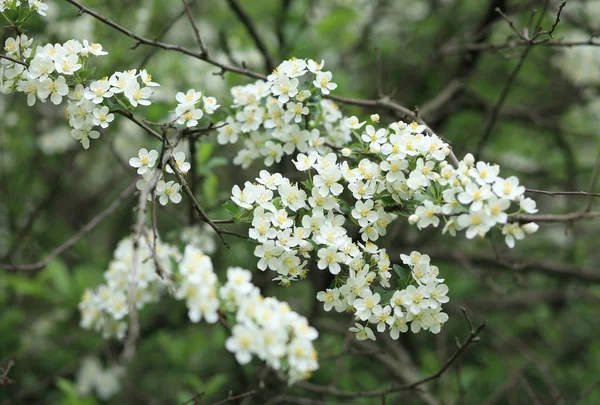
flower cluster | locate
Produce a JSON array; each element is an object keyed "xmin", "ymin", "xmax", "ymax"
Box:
[
  {"xmin": 78, "ymin": 234, "xmax": 180, "ymax": 339},
  {"xmin": 322, "ymin": 251, "xmax": 449, "ymax": 341},
  {"xmin": 173, "ymin": 245, "xmax": 220, "ymax": 323},
  {"xmin": 0, "ymin": 0, "xmax": 49, "ymax": 16},
  {"xmin": 215, "ymin": 58, "xmax": 350, "ymax": 168},
  {"xmin": 76, "ymin": 357, "xmax": 124, "ymax": 400},
  {"xmin": 174, "ymin": 88, "xmax": 220, "ymax": 127},
  {"xmin": 80, "ymin": 233, "xmax": 318, "ymax": 383},
  {"xmin": 128, "ymin": 147, "xmax": 188, "ymax": 206},
  {"xmin": 0, "ymin": 34, "xmax": 117, "ymax": 149},
  {"xmin": 171, "ymin": 246, "xmax": 319, "ymax": 382},
  {"xmin": 221, "ymin": 267, "xmax": 319, "ymax": 383},
  {"xmin": 126, "ymin": 88, "xmax": 219, "ymax": 203},
  {"xmin": 67, "ymin": 68, "xmax": 157, "ymax": 148}
]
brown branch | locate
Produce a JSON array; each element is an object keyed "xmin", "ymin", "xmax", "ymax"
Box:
[
  {"xmin": 65, "ymin": 0, "xmax": 461, "ymax": 168},
  {"xmin": 0, "ymin": 181, "xmax": 137, "ymax": 272},
  {"xmin": 0, "ymin": 52, "xmax": 28, "ymax": 66},
  {"xmin": 0, "ymin": 360, "xmax": 15, "ymax": 386},
  {"xmin": 510, "ymin": 211, "xmax": 600, "ymax": 223},
  {"xmin": 225, "ymin": 0, "xmax": 275, "ymax": 73},
  {"xmin": 296, "ymin": 318, "xmax": 485, "ymax": 398},
  {"xmin": 211, "ymin": 389, "xmax": 256, "ymax": 405},
  {"xmin": 429, "ymin": 251, "xmax": 600, "ymax": 284},
  {"xmin": 526, "ymin": 189, "xmax": 600, "ymax": 198},
  {"xmin": 181, "ymin": 0, "xmax": 208, "ymax": 56},
  {"xmin": 64, "ymin": 0, "xmax": 265, "ymax": 80},
  {"xmin": 475, "ymin": 41, "xmax": 533, "ymax": 157}
]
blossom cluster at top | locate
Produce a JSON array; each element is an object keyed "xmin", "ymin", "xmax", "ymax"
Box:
[
  {"xmin": 215, "ymin": 58, "xmax": 350, "ymax": 168},
  {"xmin": 79, "ymin": 233, "xmax": 318, "ymax": 383},
  {"xmin": 0, "ymin": 0, "xmax": 48, "ymax": 16}
]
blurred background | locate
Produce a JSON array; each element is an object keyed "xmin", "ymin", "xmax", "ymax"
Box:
[{"xmin": 1, "ymin": 0, "xmax": 600, "ymax": 403}]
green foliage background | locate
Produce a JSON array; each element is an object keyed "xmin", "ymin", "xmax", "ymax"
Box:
[{"xmin": 1, "ymin": 0, "xmax": 600, "ymax": 404}]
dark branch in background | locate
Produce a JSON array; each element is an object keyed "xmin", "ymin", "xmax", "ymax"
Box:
[
  {"xmin": 64, "ymin": 0, "xmax": 265, "ymax": 80},
  {"xmin": 181, "ymin": 0, "xmax": 208, "ymax": 55},
  {"xmin": 275, "ymin": 0, "xmax": 292, "ymax": 58},
  {"xmin": 455, "ymin": 0, "xmax": 507, "ymax": 78},
  {"xmin": 0, "ymin": 181, "xmax": 137, "ymax": 272},
  {"xmin": 475, "ymin": 1, "xmax": 568, "ymax": 157},
  {"xmin": 429, "ymin": 251, "xmax": 600, "ymax": 283},
  {"xmin": 225, "ymin": 0, "xmax": 275, "ymax": 73},
  {"xmin": 0, "ymin": 360, "xmax": 15, "ymax": 385},
  {"xmin": 137, "ymin": 1, "xmax": 195, "ymax": 69},
  {"xmin": 296, "ymin": 311, "xmax": 485, "ymax": 399}
]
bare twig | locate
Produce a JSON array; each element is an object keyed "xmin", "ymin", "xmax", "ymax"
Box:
[
  {"xmin": 0, "ymin": 360, "xmax": 15, "ymax": 385},
  {"xmin": 64, "ymin": 0, "xmax": 265, "ymax": 80},
  {"xmin": 211, "ymin": 389, "xmax": 256, "ymax": 405},
  {"xmin": 526, "ymin": 189, "xmax": 600, "ymax": 198},
  {"xmin": 225, "ymin": 0, "xmax": 275, "ymax": 73},
  {"xmin": 0, "ymin": 181, "xmax": 137, "ymax": 271},
  {"xmin": 182, "ymin": 0, "xmax": 208, "ymax": 55},
  {"xmin": 296, "ymin": 319, "xmax": 485, "ymax": 398}
]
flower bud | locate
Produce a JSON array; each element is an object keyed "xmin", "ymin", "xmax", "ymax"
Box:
[
  {"xmin": 408, "ymin": 214, "xmax": 419, "ymax": 225},
  {"xmin": 463, "ymin": 153, "xmax": 475, "ymax": 167},
  {"xmin": 341, "ymin": 148, "xmax": 352, "ymax": 157},
  {"xmin": 370, "ymin": 114, "xmax": 380, "ymax": 123},
  {"xmin": 522, "ymin": 223, "xmax": 539, "ymax": 234}
]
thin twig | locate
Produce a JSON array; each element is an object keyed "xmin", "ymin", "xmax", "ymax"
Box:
[
  {"xmin": 296, "ymin": 319, "xmax": 485, "ymax": 398},
  {"xmin": 182, "ymin": 0, "xmax": 208, "ymax": 55},
  {"xmin": 225, "ymin": 0, "xmax": 275, "ymax": 73},
  {"xmin": 0, "ymin": 181, "xmax": 137, "ymax": 271}
]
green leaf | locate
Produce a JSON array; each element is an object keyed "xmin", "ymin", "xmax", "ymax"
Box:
[
  {"xmin": 222, "ymin": 201, "xmax": 239, "ymax": 217},
  {"xmin": 393, "ymin": 264, "xmax": 405, "ymax": 279},
  {"xmin": 45, "ymin": 259, "xmax": 72, "ymax": 298},
  {"xmin": 197, "ymin": 143, "xmax": 214, "ymax": 164}
]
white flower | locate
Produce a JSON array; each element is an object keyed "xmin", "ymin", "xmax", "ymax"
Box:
[
  {"xmin": 38, "ymin": 75, "xmax": 69, "ymax": 105},
  {"xmin": 139, "ymin": 70, "xmax": 159, "ymax": 87},
  {"xmin": 85, "ymin": 80, "xmax": 113, "ymax": 104},
  {"xmin": 176, "ymin": 89, "xmax": 202, "ymax": 104},
  {"xmin": 202, "ymin": 96, "xmax": 220, "ymax": 114},
  {"xmin": 124, "ymin": 82, "xmax": 153, "ymax": 107},
  {"xmin": 351, "ymin": 199, "xmax": 377, "ymax": 227},
  {"xmin": 413, "ymin": 201, "xmax": 441, "ymax": 229},
  {"xmin": 156, "ymin": 180, "xmax": 182, "ymax": 205},
  {"xmin": 317, "ymin": 246, "xmax": 345, "ymax": 275},
  {"xmin": 493, "ymin": 176, "xmax": 525, "ymax": 200},
  {"xmin": 284, "ymin": 102, "xmax": 309, "ymax": 123},
  {"xmin": 345, "ymin": 116, "xmax": 366, "ymax": 129},
  {"xmin": 175, "ymin": 104, "xmax": 203, "ymax": 127},
  {"xmin": 313, "ymin": 71, "xmax": 337, "ymax": 94},
  {"xmin": 92, "ymin": 106, "xmax": 115, "ymax": 129},
  {"xmin": 129, "ymin": 148, "xmax": 158, "ymax": 175},
  {"xmin": 272, "ymin": 75, "xmax": 299, "ymax": 103},
  {"xmin": 307, "ymin": 59, "xmax": 324, "ymax": 73},
  {"xmin": 225, "ymin": 325, "xmax": 256, "ymax": 364},
  {"xmin": 349, "ymin": 323, "xmax": 376, "ymax": 341},
  {"xmin": 457, "ymin": 210, "xmax": 493, "ymax": 239},
  {"xmin": 166, "ymin": 151, "xmax": 191, "ymax": 174},
  {"xmin": 55, "ymin": 53, "xmax": 82, "ymax": 75},
  {"xmin": 369, "ymin": 305, "xmax": 393, "ymax": 332},
  {"xmin": 458, "ymin": 183, "xmax": 493, "ymax": 211}
]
